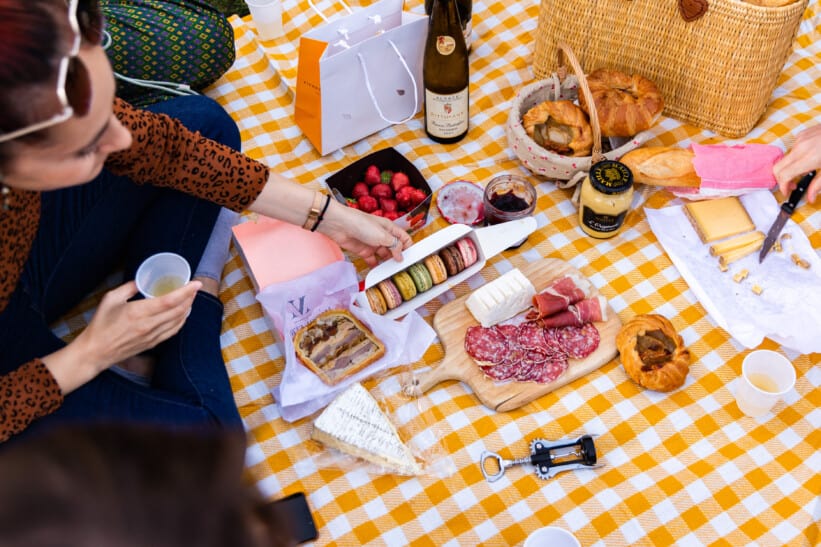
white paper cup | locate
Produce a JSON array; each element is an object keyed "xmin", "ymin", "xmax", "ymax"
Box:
[
  {"xmin": 524, "ymin": 526, "xmax": 581, "ymax": 547},
  {"xmin": 244, "ymin": 0, "xmax": 283, "ymax": 41},
  {"xmin": 135, "ymin": 252, "xmax": 191, "ymax": 299},
  {"xmin": 734, "ymin": 350, "xmax": 796, "ymax": 418}
]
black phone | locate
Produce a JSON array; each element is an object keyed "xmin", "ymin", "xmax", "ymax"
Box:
[{"xmin": 270, "ymin": 492, "xmax": 318, "ymax": 544}]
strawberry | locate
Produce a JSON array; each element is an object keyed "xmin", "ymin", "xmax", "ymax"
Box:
[
  {"xmin": 370, "ymin": 183, "xmax": 393, "ymax": 200},
  {"xmin": 357, "ymin": 195, "xmax": 378, "ymax": 213},
  {"xmin": 379, "ymin": 198, "xmax": 398, "ymax": 212},
  {"xmin": 351, "ymin": 182, "xmax": 370, "ymax": 199},
  {"xmin": 371, "ymin": 209, "xmax": 385, "ymax": 217},
  {"xmin": 383, "ymin": 210, "xmax": 400, "ymax": 221},
  {"xmin": 390, "ymin": 171, "xmax": 411, "ymax": 193},
  {"xmin": 346, "ymin": 198, "xmax": 360, "ymax": 210},
  {"xmin": 395, "ymin": 185, "xmax": 415, "ymax": 210},
  {"xmin": 364, "ymin": 165, "xmax": 381, "ymax": 186},
  {"xmin": 409, "ymin": 188, "xmax": 428, "ymax": 206},
  {"xmin": 380, "ymin": 170, "xmax": 394, "ymax": 184}
]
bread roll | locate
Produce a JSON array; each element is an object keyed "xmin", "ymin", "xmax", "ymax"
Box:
[
  {"xmin": 579, "ymin": 69, "xmax": 664, "ymax": 137},
  {"xmin": 522, "ymin": 100, "xmax": 593, "ymax": 157},
  {"xmin": 619, "ymin": 146, "xmax": 700, "ymax": 188}
]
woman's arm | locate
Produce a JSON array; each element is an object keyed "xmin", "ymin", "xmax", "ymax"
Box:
[{"xmin": 248, "ymin": 171, "xmax": 412, "ymax": 266}]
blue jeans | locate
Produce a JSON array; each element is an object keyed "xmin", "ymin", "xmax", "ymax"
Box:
[{"xmin": 0, "ymin": 96, "xmax": 243, "ymax": 440}]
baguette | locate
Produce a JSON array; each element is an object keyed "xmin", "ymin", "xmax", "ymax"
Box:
[
  {"xmin": 293, "ymin": 309, "xmax": 385, "ymax": 385},
  {"xmin": 620, "ymin": 146, "xmax": 701, "ymax": 189}
]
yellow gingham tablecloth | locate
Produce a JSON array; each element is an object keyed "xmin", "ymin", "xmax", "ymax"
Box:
[{"xmin": 204, "ymin": 1, "xmax": 821, "ymax": 545}]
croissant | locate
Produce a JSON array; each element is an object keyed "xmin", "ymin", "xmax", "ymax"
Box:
[
  {"xmin": 522, "ymin": 100, "xmax": 593, "ymax": 157},
  {"xmin": 579, "ymin": 69, "xmax": 664, "ymax": 138},
  {"xmin": 616, "ymin": 314, "xmax": 690, "ymax": 392}
]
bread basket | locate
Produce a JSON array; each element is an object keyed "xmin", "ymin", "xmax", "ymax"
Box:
[{"xmin": 507, "ymin": 42, "xmax": 652, "ymax": 188}]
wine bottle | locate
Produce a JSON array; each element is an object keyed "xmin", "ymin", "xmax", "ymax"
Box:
[
  {"xmin": 425, "ymin": 0, "xmax": 472, "ymax": 52},
  {"xmin": 423, "ymin": 0, "xmax": 470, "ymax": 144}
]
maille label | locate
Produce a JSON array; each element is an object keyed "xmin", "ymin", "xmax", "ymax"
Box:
[
  {"xmin": 436, "ymin": 35, "xmax": 456, "ymax": 55},
  {"xmin": 590, "ymin": 160, "xmax": 632, "ymax": 194}
]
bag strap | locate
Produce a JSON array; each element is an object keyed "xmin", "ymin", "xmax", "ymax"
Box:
[
  {"xmin": 556, "ymin": 41, "xmax": 605, "ymax": 165},
  {"xmin": 356, "ymin": 40, "xmax": 419, "ymax": 125}
]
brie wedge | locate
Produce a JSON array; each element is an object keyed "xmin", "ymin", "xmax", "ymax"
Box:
[
  {"xmin": 312, "ymin": 383, "xmax": 421, "ymax": 476},
  {"xmin": 465, "ymin": 268, "xmax": 537, "ymax": 327}
]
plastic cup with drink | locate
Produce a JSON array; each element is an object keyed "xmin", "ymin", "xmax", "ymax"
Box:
[
  {"xmin": 135, "ymin": 252, "xmax": 191, "ymax": 299},
  {"xmin": 734, "ymin": 349, "xmax": 796, "ymax": 418},
  {"xmin": 244, "ymin": 0, "xmax": 283, "ymax": 42}
]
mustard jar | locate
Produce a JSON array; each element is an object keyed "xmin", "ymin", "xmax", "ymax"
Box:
[{"xmin": 578, "ymin": 160, "xmax": 634, "ymax": 238}]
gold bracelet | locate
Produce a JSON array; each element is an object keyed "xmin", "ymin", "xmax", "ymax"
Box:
[{"xmin": 302, "ymin": 191, "xmax": 324, "ymax": 230}]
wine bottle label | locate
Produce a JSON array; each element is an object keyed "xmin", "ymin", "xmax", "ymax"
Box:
[
  {"xmin": 425, "ymin": 88, "xmax": 469, "ymax": 139},
  {"xmin": 435, "ymin": 36, "xmax": 457, "ymax": 56}
]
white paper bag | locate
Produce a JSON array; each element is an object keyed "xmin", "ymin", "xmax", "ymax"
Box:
[{"xmin": 294, "ymin": 0, "xmax": 427, "ymax": 155}]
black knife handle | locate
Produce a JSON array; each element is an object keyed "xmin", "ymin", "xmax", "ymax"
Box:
[{"xmin": 781, "ymin": 171, "xmax": 816, "ymax": 215}]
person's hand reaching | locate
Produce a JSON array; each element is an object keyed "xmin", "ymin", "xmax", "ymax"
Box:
[{"xmin": 773, "ymin": 125, "xmax": 821, "ymax": 204}]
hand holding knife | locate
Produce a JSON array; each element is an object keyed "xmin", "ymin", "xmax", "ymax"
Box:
[{"xmin": 759, "ymin": 170, "xmax": 816, "ymax": 263}]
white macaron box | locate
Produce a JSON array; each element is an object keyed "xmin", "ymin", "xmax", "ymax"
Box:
[{"xmin": 356, "ymin": 217, "xmax": 537, "ymax": 319}]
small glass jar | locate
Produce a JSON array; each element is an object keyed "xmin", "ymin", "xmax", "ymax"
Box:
[
  {"xmin": 578, "ymin": 160, "xmax": 634, "ymax": 239},
  {"xmin": 483, "ymin": 174, "xmax": 537, "ymax": 248}
]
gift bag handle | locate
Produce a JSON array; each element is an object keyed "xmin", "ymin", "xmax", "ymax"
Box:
[
  {"xmin": 556, "ymin": 41, "xmax": 605, "ymax": 165},
  {"xmin": 356, "ymin": 40, "xmax": 419, "ymax": 125}
]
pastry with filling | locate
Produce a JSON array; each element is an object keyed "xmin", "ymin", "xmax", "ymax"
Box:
[
  {"xmin": 522, "ymin": 100, "xmax": 593, "ymax": 157},
  {"xmin": 312, "ymin": 382, "xmax": 421, "ymax": 475},
  {"xmin": 294, "ymin": 309, "xmax": 385, "ymax": 385},
  {"xmin": 616, "ymin": 314, "xmax": 690, "ymax": 392},
  {"xmin": 579, "ymin": 68, "xmax": 664, "ymax": 137}
]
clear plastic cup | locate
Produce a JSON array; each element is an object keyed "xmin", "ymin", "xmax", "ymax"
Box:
[
  {"xmin": 135, "ymin": 252, "xmax": 191, "ymax": 299},
  {"xmin": 524, "ymin": 526, "xmax": 581, "ymax": 547},
  {"xmin": 244, "ymin": 0, "xmax": 283, "ymax": 41},
  {"xmin": 734, "ymin": 350, "xmax": 796, "ymax": 418}
]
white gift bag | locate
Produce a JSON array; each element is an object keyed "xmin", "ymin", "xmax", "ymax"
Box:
[{"xmin": 295, "ymin": 0, "xmax": 427, "ymax": 155}]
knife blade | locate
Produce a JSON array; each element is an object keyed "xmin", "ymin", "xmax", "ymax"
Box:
[{"xmin": 759, "ymin": 170, "xmax": 815, "ymax": 262}]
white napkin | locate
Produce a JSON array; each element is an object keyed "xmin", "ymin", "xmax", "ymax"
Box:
[
  {"xmin": 645, "ymin": 191, "xmax": 821, "ymax": 354},
  {"xmin": 256, "ymin": 260, "xmax": 436, "ymax": 422}
]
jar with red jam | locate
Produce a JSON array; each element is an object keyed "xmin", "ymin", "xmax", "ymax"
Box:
[{"xmin": 483, "ymin": 174, "xmax": 537, "ymax": 248}]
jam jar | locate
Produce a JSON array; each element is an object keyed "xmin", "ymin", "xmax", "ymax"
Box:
[{"xmin": 578, "ymin": 160, "xmax": 634, "ymax": 238}]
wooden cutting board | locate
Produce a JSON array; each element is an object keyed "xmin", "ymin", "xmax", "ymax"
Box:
[{"xmin": 411, "ymin": 259, "xmax": 621, "ymax": 412}]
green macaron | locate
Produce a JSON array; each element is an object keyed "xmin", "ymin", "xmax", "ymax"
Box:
[{"xmin": 407, "ymin": 262, "xmax": 433, "ymax": 293}]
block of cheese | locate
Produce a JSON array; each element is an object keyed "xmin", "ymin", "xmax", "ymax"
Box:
[
  {"xmin": 311, "ymin": 383, "xmax": 421, "ymax": 476},
  {"xmin": 465, "ymin": 268, "xmax": 537, "ymax": 327},
  {"xmin": 709, "ymin": 230, "xmax": 765, "ymax": 256},
  {"xmin": 684, "ymin": 196, "xmax": 755, "ymax": 243}
]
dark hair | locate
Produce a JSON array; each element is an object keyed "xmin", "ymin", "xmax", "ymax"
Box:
[
  {"xmin": 0, "ymin": 0, "xmax": 75, "ymax": 165},
  {"xmin": 0, "ymin": 424, "xmax": 297, "ymax": 547}
]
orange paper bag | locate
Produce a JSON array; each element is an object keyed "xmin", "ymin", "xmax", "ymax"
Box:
[{"xmin": 294, "ymin": 0, "xmax": 426, "ymax": 155}]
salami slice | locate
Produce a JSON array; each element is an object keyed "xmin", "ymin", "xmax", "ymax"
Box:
[
  {"xmin": 517, "ymin": 323, "xmax": 550, "ymax": 351},
  {"xmin": 551, "ymin": 323, "xmax": 600, "ymax": 359},
  {"xmin": 480, "ymin": 363, "xmax": 516, "ymax": 382},
  {"xmin": 465, "ymin": 325, "xmax": 507, "ymax": 364},
  {"xmin": 521, "ymin": 354, "xmax": 569, "ymax": 383}
]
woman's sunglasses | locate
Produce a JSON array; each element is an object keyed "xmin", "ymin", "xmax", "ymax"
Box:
[{"xmin": 0, "ymin": 0, "xmax": 104, "ymax": 143}]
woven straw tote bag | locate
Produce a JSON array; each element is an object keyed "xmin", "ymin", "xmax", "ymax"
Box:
[
  {"xmin": 507, "ymin": 42, "xmax": 651, "ymax": 188},
  {"xmin": 531, "ymin": 0, "xmax": 809, "ymax": 138}
]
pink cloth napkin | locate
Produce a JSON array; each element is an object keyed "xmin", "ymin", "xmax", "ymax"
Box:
[{"xmin": 691, "ymin": 143, "xmax": 782, "ymax": 191}]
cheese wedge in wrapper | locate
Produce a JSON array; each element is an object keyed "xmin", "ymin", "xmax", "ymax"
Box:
[{"xmin": 312, "ymin": 383, "xmax": 421, "ymax": 476}]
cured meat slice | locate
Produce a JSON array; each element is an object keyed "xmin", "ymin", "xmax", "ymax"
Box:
[
  {"xmin": 521, "ymin": 354, "xmax": 569, "ymax": 384},
  {"xmin": 538, "ymin": 296, "xmax": 607, "ymax": 328},
  {"xmin": 552, "ymin": 323, "xmax": 600, "ymax": 359},
  {"xmin": 493, "ymin": 324, "xmax": 519, "ymax": 340},
  {"xmin": 526, "ymin": 274, "xmax": 592, "ymax": 320},
  {"xmin": 517, "ymin": 323, "xmax": 550, "ymax": 351},
  {"xmin": 465, "ymin": 326, "xmax": 507, "ymax": 364},
  {"xmin": 480, "ymin": 363, "xmax": 516, "ymax": 382}
]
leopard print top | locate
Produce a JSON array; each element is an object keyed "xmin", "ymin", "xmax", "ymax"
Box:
[{"xmin": 0, "ymin": 99, "xmax": 269, "ymax": 442}]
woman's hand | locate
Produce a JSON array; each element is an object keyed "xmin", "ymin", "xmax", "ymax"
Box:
[
  {"xmin": 317, "ymin": 200, "xmax": 412, "ymax": 267},
  {"xmin": 41, "ymin": 280, "xmax": 201, "ymax": 393},
  {"xmin": 773, "ymin": 125, "xmax": 821, "ymax": 203}
]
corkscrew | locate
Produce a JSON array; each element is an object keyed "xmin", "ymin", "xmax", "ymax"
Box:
[{"xmin": 479, "ymin": 434, "xmax": 602, "ymax": 482}]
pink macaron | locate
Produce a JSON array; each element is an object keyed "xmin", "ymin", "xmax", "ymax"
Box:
[
  {"xmin": 455, "ymin": 237, "xmax": 479, "ymax": 268},
  {"xmin": 377, "ymin": 278, "xmax": 403, "ymax": 310}
]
